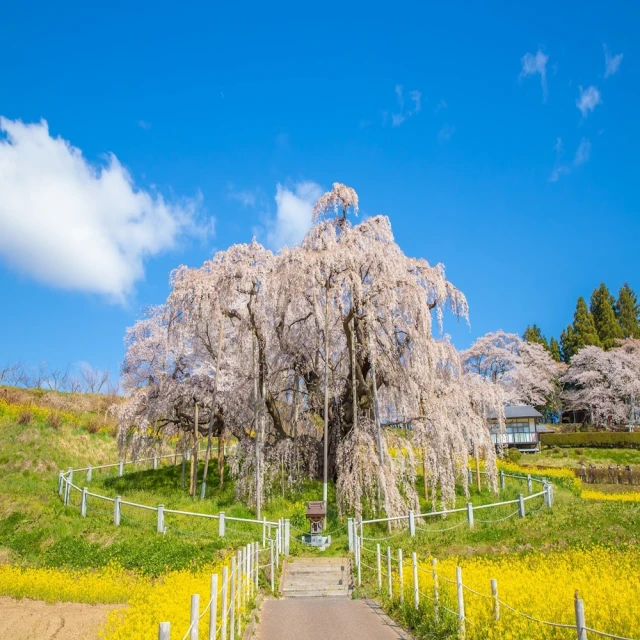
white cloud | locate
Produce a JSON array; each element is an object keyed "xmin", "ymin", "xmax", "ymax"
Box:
[
  {"xmin": 227, "ymin": 186, "xmax": 256, "ymax": 207},
  {"xmin": 437, "ymin": 124, "xmax": 456, "ymax": 143},
  {"xmin": 576, "ymin": 86, "xmax": 602, "ymax": 117},
  {"xmin": 391, "ymin": 85, "xmax": 421, "ymax": 127},
  {"xmin": 0, "ymin": 117, "xmax": 204, "ymax": 301},
  {"xmin": 392, "ymin": 113, "xmax": 406, "ymax": 127},
  {"xmin": 520, "ymin": 50, "xmax": 549, "ymax": 100},
  {"xmin": 554, "ymin": 137, "xmax": 563, "ymax": 153},
  {"xmin": 435, "ymin": 99, "xmax": 447, "ymax": 112},
  {"xmin": 574, "ymin": 138, "xmax": 591, "ymax": 165},
  {"xmin": 410, "ymin": 90, "xmax": 422, "ymax": 113},
  {"xmin": 604, "ymin": 45, "xmax": 623, "ymax": 78},
  {"xmin": 266, "ymin": 181, "xmax": 323, "ymax": 250},
  {"xmin": 549, "ymin": 165, "xmax": 571, "ymax": 182}
]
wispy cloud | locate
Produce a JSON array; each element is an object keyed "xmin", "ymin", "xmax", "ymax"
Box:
[
  {"xmin": 435, "ymin": 99, "xmax": 447, "ymax": 112},
  {"xmin": 137, "ymin": 120, "xmax": 151, "ymax": 130},
  {"xmin": 227, "ymin": 185, "xmax": 257, "ymax": 207},
  {"xmin": 604, "ymin": 45, "xmax": 623, "ymax": 78},
  {"xmin": 574, "ymin": 138, "xmax": 591, "ymax": 166},
  {"xmin": 549, "ymin": 137, "xmax": 591, "ymax": 182},
  {"xmin": 576, "ymin": 86, "xmax": 602, "ymax": 117},
  {"xmin": 437, "ymin": 124, "xmax": 456, "ymax": 143},
  {"xmin": 520, "ymin": 49, "xmax": 549, "ymax": 101},
  {"xmin": 390, "ymin": 85, "xmax": 422, "ymax": 127}
]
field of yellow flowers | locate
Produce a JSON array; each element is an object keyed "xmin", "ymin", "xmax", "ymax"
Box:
[
  {"xmin": 0, "ymin": 554, "xmax": 254, "ymax": 640},
  {"xmin": 407, "ymin": 546, "xmax": 640, "ymax": 639}
]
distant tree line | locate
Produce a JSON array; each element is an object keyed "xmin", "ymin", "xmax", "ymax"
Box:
[
  {"xmin": 523, "ymin": 283, "xmax": 640, "ymax": 363},
  {"xmin": 0, "ymin": 361, "xmax": 118, "ymax": 395}
]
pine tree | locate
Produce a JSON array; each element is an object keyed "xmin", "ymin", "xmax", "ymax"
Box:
[
  {"xmin": 523, "ymin": 324, "xmax": 549, "ymax": 350},
  {"xmin": 590, "ymin": 283, "xmax": 622, "ymax": 349},
  {"xmin": 549, "ymin": 337, "xmax": 562, "ymax": 362},
  {"xmin": 561, "ymin": 297, "xmax": 601, "ymax": 362},
  {"xmin": 615, "ymin": 283, "xmax": 640, "ymax": 338}
]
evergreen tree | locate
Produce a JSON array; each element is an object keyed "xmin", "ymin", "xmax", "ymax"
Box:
[
  {"xmin": 590, "ymin": 283, "xmax": 622, "ymax": 349},
  {"xmin": 615, "ymin": 283, "xmax": 640, "ymax": 338},
  {"xmin": 523, "ymin": 324, "xmax": 549, "ymax": 350},
  {"xmin": 549, "ymin": 337, "xmax": 562, "ymax": 362},
  {"xmin": 561, "ymin": 297, "xmax": 601, "ymax": 362}
]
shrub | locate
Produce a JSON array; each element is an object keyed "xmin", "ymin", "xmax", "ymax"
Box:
[
  {"xmin": 47, "ymin": 411, "xmax": 62, "ymax": 430},
  {"xmin": 562, "ymin": 450, "xmax": 569, "ymax": 458},
  {"xmin": 17, "ymin": 411, "xmax": 33, "ymax": 425},
  {"xmin": 575, "ymin": 448, "xmax": 584, "ymax": 455},
  {"xmin": 506, "ymin": 448, "xmax": 521, "ymax": 463},
  {"xmin": 541, "ymin": 432, "xmax": 640, "ymax": 449},
  {"xmin": 552, "ymin": 447, "xmax": 561, "ymax": 454},
  {"xmin": 85, "ymin": 418, "xmax": 100, "ymax": 434}
]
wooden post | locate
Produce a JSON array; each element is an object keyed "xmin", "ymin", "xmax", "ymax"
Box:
[
  {"xmin": 190, "ymin": 401, "xmax": 199, "ymax": 497},
  {"xmin": 422, "ymin": 445, "xmax": 429, "ymax": 502},
  {"xmin": 491, "ymin": 578, "xmax": 499, "ymax": 620},
  {"xmin": 386, "ymin": 546, "xmax": 392, "ymax": 598},
  {"xmin": 456, "ymin": 566, "xmax": 465, "ymax": 639},
  {"xmin": 189, "ymin": 594, "xmax": 199, "ymax": 640},
  {"xmin": 218, "ymin": 512, "xmax": 225, "ymax": 537},
  {"xmin": 181, "ymin": 443, "xmax": 186, "ymax": 490},
  {"xmin": 203, "ymin": 322, "xmax": 224, "ymax": 501},
  {"xmin": 432, "ymin": 558, "xmax": 439, "ymax": 623},
  {"xmin": 229, "ymin": 557, "xmax": 236, "ymax": 640},
  {"xmin": 157, "ymin": 505, "xmax": 165, "ymax": 534},
  {"xmin": 412, "ymin": 552, "xmax": 419, "ymax": 610},
  {"xmin": 376, "ymin": 543, "xmax": 382, "ymax": 589},
  {"xmin": 158, "ymin": 622, "xmax": 170, "ymax": 640},
  {"xmin": 466, "ymin": 502, "xmax": 474, "ymax": 529},
  {"xmin": 398, "ymin": 549, "xmax": 404, "ymax": 603},
  {"xmin": 253, "ymin": 334, "xmax": 261, "ymax": 521},
  {"xmin": 209, "ymin": 574, "xmax": 218, "ymax": 640},
  {"xmin": 409, "ymin": 510, "xmax": 415, "ymax": 537},
  {"xmin": 575, "ymin": 595, "xmax": 587, "ymax": 640},
  {"xmin": 114, "ymin": 496, "xmax": 121, "ymax": 526},
  {"xmin": 81, "ymin": 487, "xmax": 87, "ymax": 517},
  {"xmin": 87, "ymin": 465, "xmax": 92, "ymax": 482},
  {"xmin": 221, "ymin": 566, "xmax": 228, "ymax": 640},
  {"xmin": 475, "ymin": 446, "xmax": 481, "ymax": 492},
  {"xmin": 518, "ymin": 493, "xmax": 526, "ymax": 518}
]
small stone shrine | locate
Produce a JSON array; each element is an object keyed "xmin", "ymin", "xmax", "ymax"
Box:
[{"xmin": 302, "ymin": 500, "xmax": 331, "ymax": 549}]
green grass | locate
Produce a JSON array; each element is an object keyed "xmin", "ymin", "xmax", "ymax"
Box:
[{"xmin": 523, "ymin": 447, "xmax": 640, "ymax": 468}]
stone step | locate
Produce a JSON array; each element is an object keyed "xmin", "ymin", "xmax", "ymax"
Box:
[
  {"xmin": 282, "ymin": 588, "xmax": 351, "ymax": 598},
  {"xmin": 281, "ymin": 557, "xmax": 352, "ymax": 599}
]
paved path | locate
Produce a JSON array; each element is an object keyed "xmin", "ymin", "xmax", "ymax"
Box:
[{"xmin": 255, "ymin": 597, "xmax": 412, "ymax": 640}]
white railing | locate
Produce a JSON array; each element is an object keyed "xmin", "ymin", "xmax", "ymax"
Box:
[
  {"xmin": 354, "ymin": 542, "xmax": 635, "ymax": 640},
  {"xmin": 349, "ymin": 470, "xmax": 553, "ymax": 546},
  {"xmin": 491, "ymin": 432, "xmax": 538, "ymax": 445}
]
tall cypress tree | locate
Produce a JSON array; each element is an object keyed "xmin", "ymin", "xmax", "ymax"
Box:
[
  {"xmin": 523, "ymin": 324, "xmax": 549, "ymax": 350},
  {"xmin": 561, "ymin": 297, "xmax": 601, "ymax": 362},
  {"xmin": 549, "ymin": 337, "xmax": 562, "ymax": 362},
  {"xmin": 590, "ymin": 283, "xmax": 622, "ymax": 349},
  {"xmin": 615, "ymin": 283, "xmax": 640, "ymax": 338}
]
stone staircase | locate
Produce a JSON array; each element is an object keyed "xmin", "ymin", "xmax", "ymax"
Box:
[{"xmin": 280, "ymin": 557, "xmax": 352, "ymax": 598}]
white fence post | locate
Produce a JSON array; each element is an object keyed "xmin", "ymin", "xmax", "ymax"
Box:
[
  {"xmin": 254, "ymin": 542, "xmax": 259, "ymax": 590},
  {"xmin": 456, "ymin": 566, "xmax": 465, "ymax": 639},
  {"xmin": 491, "ymin": 578, "xmax": 499, "ymax": 620},
  {"xmin": 466, "ymin": 502, "xmax": 474, "ymax": 529},
  {"xmin": 356, "ymin": 535, "xmax": 361, "ymax": 587},
  {"xmin": 229, "ymin": 556, "xmax": 236, "ymax": 640},
  {"xmin": 200, "ymin": 481, "xmax": 207, "ymax": 500},
  {"xmin": 158, "ymin": 621, "xmax": 170, "ymax": 640},
  {"xmin": 219, "ymin": 512, "xmax": 225, "ymax": 537},
  {"xmin": 386, "ymin": 546, "xmax": 392, "ymax": 599},
  {"xmin": 262, "ymin": 517, "xmax": 266, "ymax": 547},
  {"xmin": 284, "ymin": 519, "xmax": 290, "ymax": 556},
  {"xmin": 575, "ymin": 597, "xmax": 587, "ymax": 640},
  {"xmin": 58, "ymin": 471, "xmax": 64, "ymax": 496},
  {"xmin": 398, "ymin": 549, "xmax": 404, "ymax": 603},
  {"xmin": 157, "ymin": 505, "xmax": 165, "ymax": 534},
  {"xmin": 153, "ymin": 455, "xmax": 158, "ymax": 470},
  {"xmin": 87, "ymin": 465, "xmax": 92, "ymax": 483},
  {"xmin": 114, "ymin": 495, "xmax": 121, "ymax": 526},
  {"xmin": 468, "ymin": 468, "xmax": 473, "ymax": 485},
  {"xmin": 548, "ymin": 483, "xmax": 554, "ymax": 506},
  {"xmin": 376, "ymin": 543, "xmax": 382, "ymax": 589},
  {"xmin": 209, "ymin": 574, "xmax": 218, "ymax": 640},
  {"xmin": 500, "ymin": 470, "xmax": 505, "ymax": 489},
  {"xmin": 190, "ymin": 594, "xmax": 199, "ymax": 640},
  {"xmin": 518, "ymin": 493, "xmax": 526, "ymax": 518},
  {"xmin": 432, "ymin": 558, "xmax": 439, "ymax": 623},
  {"xmin": 409, "ymin": 510, "xmax": 415, "ymax": 537},
  {"xmin": 270, "ymin": 541, "xmax": 275, "ymax": 592},
  {"xmin": 527, "ymin": 474, "xmax": 532, "ymax": 494},
  {"xmin": 64, "ymin": 475, "xmax": 70, "ymax": 505},
  {"xmin": 412, "ymin": 552, "xmax": 419, "ymax": 610},
  {"xmin": 237, "ymin": 548, "xmax": 243, "ymax": 613},
  {"xmin": 348, "ymin": 518, "xmax": 354, "ymax": 552},
  {"xmin": 221, "ymin": 565, "xmax": 228, "ymax": 640},
  {"xmin": 68, "ymin": 468, "xmax": 74, "ymax": 486},
  {"xmin": 118, "ymin": 460, "xmax": 124, "ymax": 477},
  {"xmin": 81, "ymin": 487, "xmax": 87, "ymax": 517}
]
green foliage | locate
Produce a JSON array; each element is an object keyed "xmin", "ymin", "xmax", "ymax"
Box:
[
  {"xmin": 523, "ymin": 324, "xmax": 549, "ymax": 350},
  {"xmin": 541, "ymin": 432, "xmax": 640, "ymax": 449},
  {"xmin": 591, "ymin": 283, "xmax": 622, "ymax": 349},
  {"xmin": 549, "ymin": 337, "xmax": 562, "ymax": 362},
  {"xmin": 561, "ymin": 297, "xmax": 601, "ymax": 361},
  {"xmin": 506, "ymin": 448, "xmax": 522, "ymax": 463},
  {"xmin": 615, "ymin": 283, "xmax": 640, "ymax": 339}
]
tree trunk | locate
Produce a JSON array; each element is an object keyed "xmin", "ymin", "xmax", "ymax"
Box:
[
  {"xmin": 422, "ymin": 446, "xmax": 429, "ymax": 501},
  {"xmin": 218, "ymin": 428, "xmax": 225, "ymax": 489},
  {"xmin": 369, "ymin": 324, "xmax": 384, "ymax": 466},
  {"xmin": 253, "ymin": 333, "xmax": 261, "ymax": 518},
  {"xmin": 323, "ymin": 285, "xmax": 330, "ymax": 505}
]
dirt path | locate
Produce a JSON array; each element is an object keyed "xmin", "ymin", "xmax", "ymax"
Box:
[{"xmin": 0, "ymin": 597, "xmax": 123, "ymax": 640}]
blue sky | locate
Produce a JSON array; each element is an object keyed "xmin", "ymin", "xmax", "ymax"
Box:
[{"xmin": 1, "ymin": 0, "xmax": 638, "ymax": 381}]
